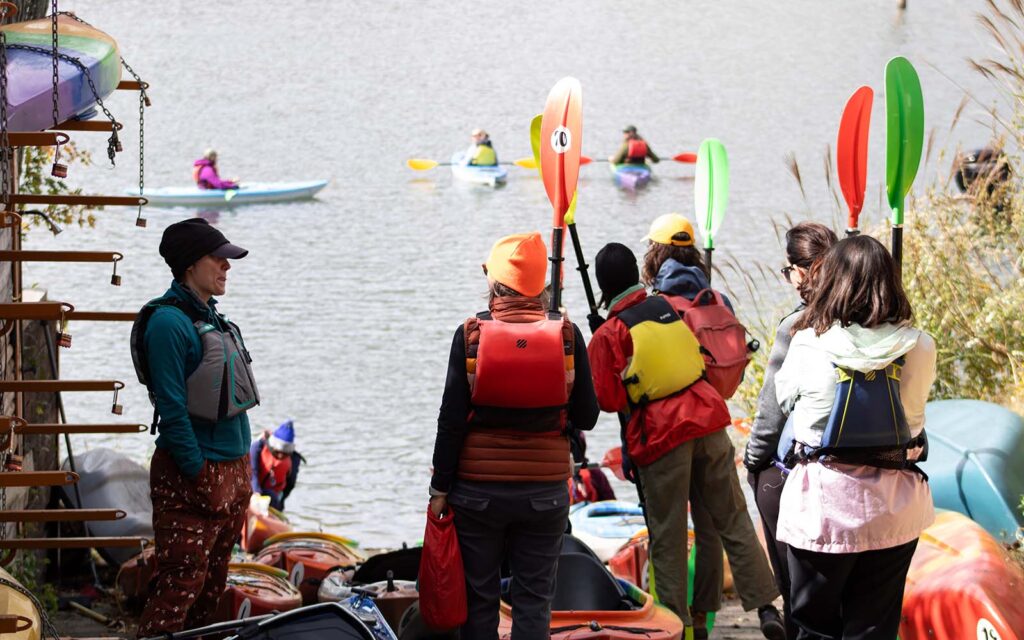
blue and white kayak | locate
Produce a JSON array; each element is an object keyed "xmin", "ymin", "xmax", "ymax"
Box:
[
  {"xmin": 568, "ymin": 500, "xmax": 647, "ymax": 562},
  {"xmin": 450, "ymin": 153, "xmax": 508, "ymax": 187},
  {"xmin": 920, "ymin": 399, "xmax": 1024, "ymax": 543},
  {"xmin": 134, "ymin": 180, "xmax": 328, "ymax": 207},
  {"xmin": 610, "ymin": 163, "xmax": 652, "ymax": 190}
]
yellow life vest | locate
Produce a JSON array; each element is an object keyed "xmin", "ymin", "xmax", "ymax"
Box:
[
  {"xmin": 472, "ymin": 144, "xmax": 497, "ymax": 166},
  {"xmin": 618, "ymin": 296, "xmax": 705, "ymax": 405}
]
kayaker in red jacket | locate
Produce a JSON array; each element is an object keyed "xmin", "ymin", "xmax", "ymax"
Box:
[
  {"xmin": 193, "ymin": 149, "xmax": 239, "ymax": 190},
  {"xmin": 610, "ymin": 125, "xmax": 660, "ymax": 165}
]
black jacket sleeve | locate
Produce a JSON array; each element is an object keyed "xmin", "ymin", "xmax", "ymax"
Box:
[
  {"xmin": 567, "ymin": 324, "xmax": 599, "ymax": 432},
  {"xmin": 430, "ymin": 327, "xmax": 470, "ymax": 494}
]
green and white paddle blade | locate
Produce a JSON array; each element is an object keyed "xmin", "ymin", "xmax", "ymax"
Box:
[
  {"xmin": 884, "ymin": 56, "xmax": 924, "ymax": 226},
  {"xmin": 694, "ymin": 138, "xmax": 729, "ymax": 250},
  {"xmin": 530, "ymin": 113, "xmax": 543, "ymax": 177}
]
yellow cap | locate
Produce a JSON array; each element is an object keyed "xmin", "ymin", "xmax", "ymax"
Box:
[
  {"xmin": 484, "ymin": 232, "xmax": 548, "ymax": 297},
  {"xmin": 645, "ymin": 213, "xmax": 696, "ymax": 246}
]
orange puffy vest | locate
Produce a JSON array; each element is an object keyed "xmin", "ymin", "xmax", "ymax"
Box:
[{"xmin": 458, "ymin": 308, "xmax": 575, "ymax": 483}]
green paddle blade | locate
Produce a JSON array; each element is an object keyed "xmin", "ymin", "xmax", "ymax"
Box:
[
  {"xmin": 529, "ymin": 113, "xmax": 543, "ymax": 176},
  {"xmin": 885, "ymin": 56, "xmax": 924, "ymax": 225},
  {"xmin": 694, "ymin": 139, "xmax": 729, "ymax": 250}
]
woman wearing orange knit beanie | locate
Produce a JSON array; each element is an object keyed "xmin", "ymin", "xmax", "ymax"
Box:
[{"xmin": 428, "ymin": 232, "xmax": 599, "ymax": 638}]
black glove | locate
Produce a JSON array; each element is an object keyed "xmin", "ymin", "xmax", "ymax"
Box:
[
  {"xmin": 621, "ymin": 449, "xmax": 638, "ymax": 484},
  {"xmin": 588, "ymin": 313, "xmax": 606, "ymax": 334}
]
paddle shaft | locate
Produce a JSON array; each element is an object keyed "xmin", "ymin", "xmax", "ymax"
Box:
[
  {"xmin": 566, "ymin": 223, "xmax": 598, "ymax": 315},
  {"xmin": 704, "ymin": 247, "xmax": 714, "ymax": 286},
  {"xmin": 892, "ymin": 224, "xmax": 903, "ymax": 277},
  {"xmin": 549, "ymin": 227, "xmax": 565, "ymax": 313}
]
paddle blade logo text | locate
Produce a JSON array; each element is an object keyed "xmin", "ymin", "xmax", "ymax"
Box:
[{"xmin": 550, "ymin": 126, "xmax": 572, "ymax": 154}]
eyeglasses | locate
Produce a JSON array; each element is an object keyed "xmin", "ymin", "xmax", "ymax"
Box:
[{"xmin": 780, "ymin": 265, "xmax": 796, "ymax": 282}]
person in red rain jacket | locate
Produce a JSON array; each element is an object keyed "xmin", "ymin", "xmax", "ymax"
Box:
[{"xmin": 586, "ymin": 243, "xmax": 781, "ymax": 639}]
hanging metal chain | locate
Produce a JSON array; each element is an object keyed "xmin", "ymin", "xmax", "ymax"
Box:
[
  {"xmin": 7, "ymin": 44, "xmax": 120, "ymax": 164},
  {"xmin": 56, "ymin": 11, "xmax": 149, "ymax": 225},
  {"xmin": 134, "ymin": 87, "xmax": 145, "ymax": 226},
  {"xmin": 50, "ymin": 0, "xmax": 59, "ymax": 128},
  {"xmin": 0, "ymin": 30, "xmax": 11, "ymax": 205}
]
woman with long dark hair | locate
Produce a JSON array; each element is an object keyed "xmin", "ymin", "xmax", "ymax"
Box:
[
  {"xmin": 774, "ymin": 235, "xmax": 935, "ymax": 639},
  {"xmin": 743, "ymin": 222, "xmax": 838, "ymax": 639}
]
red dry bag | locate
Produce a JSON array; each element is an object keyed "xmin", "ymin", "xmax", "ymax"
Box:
[{"xmin": 417, "ymin": 506, "xmax": 467, "ymax": 630}]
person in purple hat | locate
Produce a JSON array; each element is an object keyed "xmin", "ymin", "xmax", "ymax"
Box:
[{"xmin": 250, "ymin": 420, "xmax": 305, "ymax": 511}]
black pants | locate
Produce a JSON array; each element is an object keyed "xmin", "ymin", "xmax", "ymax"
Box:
[
  {"xmin": 788, "ymin": 539, "xmax": 918, "ymax": 640},
  {"xmin": 748, "ymin": 467, "xmax": 797, "ymax": 639},
  {"xmin": 449, "ymin": 480, "xmax": 569, "ymax": 640}
]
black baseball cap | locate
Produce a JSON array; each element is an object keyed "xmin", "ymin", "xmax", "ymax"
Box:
[
  {"xmin": 623, "ymin": 125, "xmax": 638, "ymax": 134},
  {"xmin": 159, "ymin": 218, "xmax": 247, "ymax": 279}
]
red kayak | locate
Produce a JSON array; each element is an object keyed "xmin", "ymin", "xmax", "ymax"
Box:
[
  {"xmin": 901, "ymin": 510, "xmax": 1024, "ymax": 640},
  {"xmin": 240, "ymin": 503, "xmax": 293, "ymax": 553},
  {"xmin": 253, "ymin": 532, "xmax": 364, "ymax": 605},
  {"xmin": 215, "ymin": 563, "xmax": 303, "ymax": 621}
]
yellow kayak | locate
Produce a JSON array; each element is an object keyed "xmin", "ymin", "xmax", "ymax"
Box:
[{"xmin": 0, "ymin": 568, "xmax": 40, "ymax": 640}]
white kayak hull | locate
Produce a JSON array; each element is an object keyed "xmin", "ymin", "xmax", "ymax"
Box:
[
  {"xmin": 134, "ymin": 180, "xmax": 328, "ymax": 207},
  {"xmin": 450, "ymin": 153, "xmax": 507, "ymax": 187}
]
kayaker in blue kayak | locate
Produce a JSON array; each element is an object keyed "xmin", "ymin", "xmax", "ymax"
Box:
[
  {"xmin": 250, "ymin": 420, "xmax": 305, "ymax": 511},
  {"xmin": 193, "ymin": 149, "xmax": 239, "ymax": 190},
  {"xmin": 611, "ymin": 125, "xmax": 659, "ymax": 166},
  {"xmin": 465, "ymin": 128, "xmax": 498, "ymax": 166}
]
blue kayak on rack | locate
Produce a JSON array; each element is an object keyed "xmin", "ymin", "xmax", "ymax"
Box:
[{"xmin": 919, "ymin": 399, "xmax": 1024, "ymax": 542}]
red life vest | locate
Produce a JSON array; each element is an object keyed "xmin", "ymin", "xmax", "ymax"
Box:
[
  {"xmin": 258, "ymin": 443, "xmax": 292, "ymax": 493},
  {"xmin": 627, "ymin": 139, "xmax": 648, "ymax": 162},
  {"xmin": 458, "ymin": 304, "xmax": 575, "ymax": 483}
]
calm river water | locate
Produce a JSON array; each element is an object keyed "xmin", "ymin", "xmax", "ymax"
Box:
[{"xmin": 26, "ymin": 0, "xmax": 996, "ymax": 545}]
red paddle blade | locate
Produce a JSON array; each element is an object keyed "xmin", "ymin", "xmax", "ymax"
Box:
[
  {"xmin": 540, "ymin": 77, "xmax": 583, "ymax": 229},
  {"xmin": 579, "ymin": 155, "xmax": 593, "ymax": 165},
  {"xmin": 601, "ymin": 446, "xmax": 625, "ymax": 481},
  {"xmin": 837, "ymin": 86, "xmax": 873, "ymax": 231},
  {"xmin": 673, "ymin": 152, "xmax": 698, "ymax": 163}
]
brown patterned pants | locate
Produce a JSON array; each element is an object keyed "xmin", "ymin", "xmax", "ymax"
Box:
[{"xmin": 137, "ymin": 448, "xmax": 251, "ymax": 638}]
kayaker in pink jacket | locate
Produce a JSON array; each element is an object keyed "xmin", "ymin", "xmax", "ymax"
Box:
[{"xmin": 193, "ymin": 149, "xmax": 239, "ymax": 190}]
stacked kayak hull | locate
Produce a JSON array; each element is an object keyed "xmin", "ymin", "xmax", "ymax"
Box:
[
  {"xmin": 900, "ymin": 510, "xmax": 1024, "ymax": 640},
  {"xmin": 450, "ymin": 153, "xmax": 507, "ymax": 186},
  {"xmin": 136, "ymin": 180, "xmax": 328, "ymax": 207},
  {"xmin": 610, "ymin": 163, "xmax": 652, "ymax": 190},
  {"xmin": 1, "ymin": 16, "xmax": 121, "ymax": 132},
  {"xmin": 216, "ymin": 563, "xmax": 303, "ymax": 622},
  {"xmin": 920, "ymin": 399, "xmax": 1024, "ymax": 542},
  {"xmin": 568, "ymin": 500, "xmax": 647, "ymax": 562},
  {"xmin": 253, "ymin": 532, "xmax": 365, "ymax": 605}
]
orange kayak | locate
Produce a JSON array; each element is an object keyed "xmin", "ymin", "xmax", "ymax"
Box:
[
  {"xmin": 215, "ymin": 563, "xmax": 303, "ymax": 621},
  {"xmin": 253, "ymin": 532, "xmax": 365, "ymax": 605},
  {"xmin": 499, "ymin": 551, "xmax": 683, "ymax": 639},
  {"xmin": 240, "ymin": 504, "xmax": 293, "ymax": 553},
  {"xmin": 900, "ymin": 510, "xmax": 1024, "ymax": 640}
]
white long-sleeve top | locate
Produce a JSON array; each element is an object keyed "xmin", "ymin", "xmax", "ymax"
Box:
[{"xmin": 774, "ymin": 322, "xmax": 936, "ymax": 553}]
